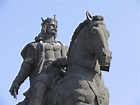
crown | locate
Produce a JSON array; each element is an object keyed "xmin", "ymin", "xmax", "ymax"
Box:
[{"xmin": 41, "ymin": 15, "xmax": 58, "ymax": 26}]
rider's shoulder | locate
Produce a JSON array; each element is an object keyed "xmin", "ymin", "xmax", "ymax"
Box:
[
  {"xmin": 20, "ymin": 42, "xmax": 36, "ymax": 59},
  {"xmin": 21, "ymin": 42, "xmax": 37, "ymax": 57},
  {"xmin": 24, "ymin": 42, "xmax": 38, "ymax": 50}
]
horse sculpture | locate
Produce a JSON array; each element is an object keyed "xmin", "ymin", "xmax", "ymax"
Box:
[{"xmin": 43, "ymin": 11, "xmax": 112, "ymax": 105}]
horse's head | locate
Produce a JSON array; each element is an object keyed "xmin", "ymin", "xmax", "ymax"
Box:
[{"xmin": 86, "ymin": 11, "xmax": 112, "ymax": 68}]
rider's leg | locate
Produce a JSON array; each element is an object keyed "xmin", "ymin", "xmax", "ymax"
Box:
[{"xmin": 28, "ymin": 74, "xmax": 51, "ymax": 105}]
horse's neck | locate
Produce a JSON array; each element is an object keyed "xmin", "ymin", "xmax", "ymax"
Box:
[
  {"xmin": 67, "ymin": 37, "xmax": 100, "ymax": 76},
  {"xmin": 68, "ymin": 29, "xmax": 96, "ymax": 68},
  {"xmin": 67, "ymin": 26, "xmax": 101, "ymax": 76}
]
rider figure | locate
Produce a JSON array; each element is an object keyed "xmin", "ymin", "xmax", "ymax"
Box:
[{"xmin": 9, "ymin": 15, "xmax": 68, "ymax": 105}]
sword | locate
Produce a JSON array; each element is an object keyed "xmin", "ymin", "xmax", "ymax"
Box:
[{"xmin": 14, "ymin": 89, "xmax": 17, "ymax": 100}]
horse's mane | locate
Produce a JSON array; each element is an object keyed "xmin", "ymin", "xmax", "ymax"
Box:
[{"xmin": 67, "ymin": 20, "xmax": 88, "ymax": 57}]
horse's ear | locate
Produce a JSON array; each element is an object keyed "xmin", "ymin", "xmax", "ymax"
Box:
[
  {"xmin": 41, "ymin": 17, "xmax": 45, "ymax": 22},
  {"xmin": 86, "ymin": 11, "xmax": 92, "ymax": 22}
]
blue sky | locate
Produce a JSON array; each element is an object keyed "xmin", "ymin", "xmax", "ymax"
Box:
[{"xmin": 0, "ymin": 0, "xmax": 140, "ymax": 105}]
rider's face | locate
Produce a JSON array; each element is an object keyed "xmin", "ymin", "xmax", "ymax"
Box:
[{"xmin": 46, "ymin": 21, "xmax": 57, "ymax": 35}]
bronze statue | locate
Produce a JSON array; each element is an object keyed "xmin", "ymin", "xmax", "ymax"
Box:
[
  {"xmin": 9, "ymin": 15, "xmax": 68, "ymax": 105},
  {"xmin": 10, "ymin": 11, "xmax": 112, "ymax": 105}
]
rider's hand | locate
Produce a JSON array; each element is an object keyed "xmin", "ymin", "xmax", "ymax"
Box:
[
  {"xmin": 52, "ymin": 57, "xmax": 67, "ymax": 67},
  {"xmin": 9, "ymin": 80, "xmax": 20, "ymax": 97}
]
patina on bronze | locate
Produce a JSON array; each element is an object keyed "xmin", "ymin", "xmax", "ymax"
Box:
[{"xmin": 10, "ymin": 11, "xmax": 112, "ymax": 105}]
